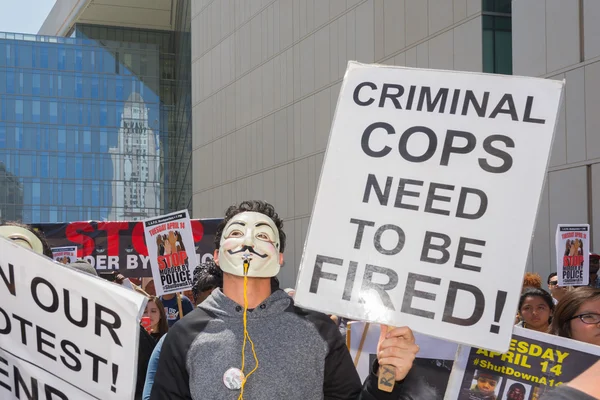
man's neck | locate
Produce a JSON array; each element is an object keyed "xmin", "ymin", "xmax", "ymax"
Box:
[{"xmin": 223, "ymin": 273, "xmax": 272, "ymax": 309}]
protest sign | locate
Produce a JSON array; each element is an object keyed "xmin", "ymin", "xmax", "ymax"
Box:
[
  {"xmin": 348, "ymin": 321, "xmax": 457, "ymax": 398},
  {"xmin": 445, "ymin": 326, "xmax": 600, "ymax": 400},
  {"xmin": 143, "ymin": 210, "xmax": 196, "ymax": 296},
  {"xmin": 52, "ymin": 246, "xmax": 78, "ymax": 265},
  {"xmin": 555, "ymin": 224, "xmax": 589, "ymax": 286},
  {"xmin": 0, "ymin": 236, "xmax": 146, "ymax": 400},
  {"xmin": 294, "ymin": 62, "xmax": 564, "ymax": 352},
  {"xmin": 32, "ymin": 218, "xmax": 221, "ymax": 278}
]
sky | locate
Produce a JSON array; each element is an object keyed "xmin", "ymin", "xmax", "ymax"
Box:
[{"xmin": 0, "ymin": 0, "xmax": 56, "ymax": 34}]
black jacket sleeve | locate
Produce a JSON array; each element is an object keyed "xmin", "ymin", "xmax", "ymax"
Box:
[
  {"xmin": 149, "ymin": 308, "xmax": 212, "ymax": 400},
  {"xmin": 136, "ymin": 326, "xmax": 157, "ymax": 400}
]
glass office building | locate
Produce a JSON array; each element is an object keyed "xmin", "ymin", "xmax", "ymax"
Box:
[
  {"xmin": 73, "ymin": 7, "xmax": 192, "ymax": 214},
  {"xmin": 0, "ymin": 32, "xmax": 165, "ymax": 223}
]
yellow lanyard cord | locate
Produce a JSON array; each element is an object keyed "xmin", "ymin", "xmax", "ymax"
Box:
[{"xmin": 238, "ymin": 262, "xmax": 259, "ymax": 400}]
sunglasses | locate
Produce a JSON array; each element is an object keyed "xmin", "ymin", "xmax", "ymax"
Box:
[
  {"xmin": 548, "ymin": 281, "xmax": 559, "ymax": 286},
  {"xmin": 569, "ymin": 313, "xmax": 600, "ymax": 325}
]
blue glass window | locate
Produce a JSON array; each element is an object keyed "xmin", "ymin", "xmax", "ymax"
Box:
[
  {"xmin": 83, "ymin": 129, "xmax": 91, "ymax": 152},
  {"xmin": 15, "ymin": 99, "xmax": 23, "ymax": 122},
  {"xmin": 76, "ymin": 76, "xmax": 83, "ymax": 97},
  {"xmin": 91, "ymin": 76, "xmax": 99, "ymax": 98},
  {"xmin": 49, "ymin": 102, "xmax": 58, "ymax": 123},
  {"xmin": 57, "ymin": 154, "xmax": 66, "ymax": 178},
  {"xmin": 6, "ymin": 71, "xmax": 14, "ymax": 93},
  {"xmin": 41, "ymin": 47, "xmax": 48, "ymax": 68},
  {"xmin": 58, "ymin": 48, "xmax": 66, "ymax": 69},
  {"xmin": 32, "ymin": 73, "xmax": 40, "ymax": 95},
  {"xmin": 75, "ymin": 49, "xmax": 83, "ymax": 71},
  {"xmin": 32, "ymin": 100, "xmax": 40, "ymax": 122},
  {"xmin": 100, "ymin": 105, "xmax": 107, "ymax": 126},
  {"xmin": 58, "ymin": 129, "xmax": 66, "ymax": 150}
]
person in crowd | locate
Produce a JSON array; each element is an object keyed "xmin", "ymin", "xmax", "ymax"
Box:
[
  {"xmin": 144, "ymin": 279, "xmax": 157, "ymax": 296},
  {"xmin": 522, "ymin": 272, "xmax": 543, "ymax": 291},
  {"xmin": 143, "ymin": 259, "xmax": 224, "ymax": 400},
  {"xmin": 506, "ymin": 382, "xmax": 527, "ymax": 400},
  {"xmin": 150, "ymin": 200, "xmax": 420, "ymax": 399},
  {"xmin": 589, "ymin": 253, "xmax": 600, "ymax": 288},
  {"xmin": 461, "ymin": 370, "xmax": 500, "ymax": 400},
  {"xmin": 539, "ymin": 360, "xmax": 600, "ymax": 400},
  {"xmin": 190, "ymin": 258, "xmax": 223, "ymax": 305},
  {"xmin": 516, "ymin": 288, "xmax": 554, "ymax": 333},
  {"xmin": 159, "ymin": 291, "xmax": 194, "ymax": 327},
  {"xmin": 547, "ymin": 272, "xmax": 571, "ymax": 305},
  {"xmin": 144, "ymin": 296, "xmax": 169, "ymax": 341},
  {"xmin": 0, "ymin": 221, "xmax": 53, "ymax": 257},
  {"xmin": 550, "ymin": 286, "xmax": 600, "ymax": 346}
]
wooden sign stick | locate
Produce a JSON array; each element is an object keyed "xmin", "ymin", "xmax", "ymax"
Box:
[{"xmin": 176, "ymin": 292, "xmax": 184, "ymax": 319}]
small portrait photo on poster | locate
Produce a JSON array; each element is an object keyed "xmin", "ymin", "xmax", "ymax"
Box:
[
  {"xmin": 459, "ymin": 370, "xmax": 503, "ymax": 400},
  {"xmin": 500, "ymin": 379, "xmax": 531, "ymax": 400}
]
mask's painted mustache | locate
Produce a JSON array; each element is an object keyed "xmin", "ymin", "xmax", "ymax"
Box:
[{"xmin": 227, "ymin": 245, "xmax": 268, "ymax": 258}]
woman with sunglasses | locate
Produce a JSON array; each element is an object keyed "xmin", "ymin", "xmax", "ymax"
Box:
[{"xmin": 550, "ymin": 287, "xmax": 600, "ymax": 346}]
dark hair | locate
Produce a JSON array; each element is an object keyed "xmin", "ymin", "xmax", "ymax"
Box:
[
  {"xmin": 550, "ymin": 286, "xmax": 600, "ymax": 338},
  {"xmin": 547, "ymin": 272, "xmax": 557, "ymax": 285},
  {"xmin": 0, "ymin": 221, "xmax": 53, "ymax": 258},
  {"xmin": 191, "ymin": 259, "xmax": 223, "ymax": 302},
  {"xmin": 214, "ymin": 200, "xmax": 286, "ymax": 252},
  {"xmin": 147, "ymin": 296, "xmax": 168, "ymax": 338},
  {"xmin": 518, "ymin": 288, "xmax": 555, "ymax": 313},
  {"xmin": 474, "ymin": 370, "xmax": 500, "ymax": 382},
  {"xmin": 509, "ymin": 383, "xmax": 526, "ymax": 393}
]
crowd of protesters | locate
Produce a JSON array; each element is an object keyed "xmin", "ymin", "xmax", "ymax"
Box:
[{"xmin": 2, "ymin": 212, "xmax": 600, "ymax": 400}]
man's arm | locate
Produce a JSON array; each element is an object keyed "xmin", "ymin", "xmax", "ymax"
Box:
[
  {"xmin": 149, "ymin": 330, "xmax": 192, "ymax": 400},
  {"xmin": 143, "ymin": 334, "xmax": 165, "ymax": 400},
  {"xmin": 149, "ymin": 308, "xmax": 213, "ymax": 400},
  {"xmin": 182, "ymin": 296, "xmax": 195, "ymax": 315},
  {"xmin": 539, "ymin": 360, "xmax": 600, "ymax": 400}
]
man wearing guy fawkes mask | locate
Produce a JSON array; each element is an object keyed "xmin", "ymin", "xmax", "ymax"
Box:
[{"xmin": 150, "ymin": 200, "xmax": 421, "ymax": 400}]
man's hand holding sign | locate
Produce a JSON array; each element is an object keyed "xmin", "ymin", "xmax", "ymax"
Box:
[
  {"xmin": 377, "ymin": 326, "xmax": 419, "ymax": 388},
  {"xmin": 294, "ymin": 60, "xmax": 564, "ymax": 383}
]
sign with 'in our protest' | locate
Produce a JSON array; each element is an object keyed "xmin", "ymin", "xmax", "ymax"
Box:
[
  {"xmin": 294, "ymin": 62, "xmax": 564, "ymax": 352},
  {"xmin": 555, "ymin": 224, "xmax": 589, "ymax": 286},
  {"xmin": 143, "ymin": 210, "xmax": 196, "ymax": 296},
  {"xmin": 0, "ymin": 236, "xmax": 146, "ymax": 400}
]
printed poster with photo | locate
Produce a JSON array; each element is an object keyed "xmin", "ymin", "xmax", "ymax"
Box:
[
  {"xmin": 445, "ymin": 326, "xmax": 600, "ymax": 400},
  {"xmin": 143, "ymin": 210, "xmax": 196, "ymax": 296},
  {"xmin": 51, "ymin": 245, "xmax": 78, "ymax": 264},
  {"xmin": 555, "ymin": 224, "xmax": 590, "ymax": 286}
]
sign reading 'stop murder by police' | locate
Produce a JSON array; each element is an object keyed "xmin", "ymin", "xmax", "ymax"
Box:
[{"xmin": 294, "ymin": 62, "xmax": 564, "ymax": 353}]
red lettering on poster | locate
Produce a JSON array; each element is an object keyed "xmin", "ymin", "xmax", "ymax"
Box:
[{"xmin": 65, "ymin": 222, "xmax": 95, "ymax": 257}]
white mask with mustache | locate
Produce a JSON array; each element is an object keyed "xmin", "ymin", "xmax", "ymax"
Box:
[{"xmin": 216, "ymin": 211, "xmax": 282, "ymax": 277}]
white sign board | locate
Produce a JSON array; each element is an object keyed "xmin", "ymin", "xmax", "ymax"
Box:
[
  {"xmin": 0, "ymin": 236, "xmax": 146, "ymax": 400},
  {"xmin": 294, "ymin": 62, "xmax": 564, "ymax": 352},
  {"xmin": 143, "ymin": 210, "xmax": 196, "ymax": 296},
  {"xmin": 52, "ymin": 246, "xmax": 78, "ymax": 265},
  {"xmin": 555, "ymin": 224, "xmax": 590, "ymax": 286}
]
